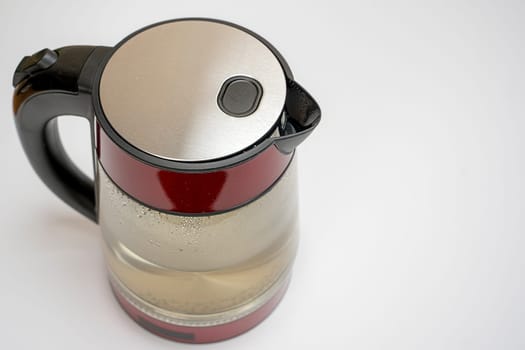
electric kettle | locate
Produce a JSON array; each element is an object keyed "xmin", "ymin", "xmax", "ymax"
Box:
[{"xmin": 12, "ymin": 18, "xmax": 320, "ymax": 343}]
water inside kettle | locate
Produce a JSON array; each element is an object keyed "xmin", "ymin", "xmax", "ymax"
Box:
[{"xmin": 99, "ymin": 159, "xmax": 299, "ymax": 319}]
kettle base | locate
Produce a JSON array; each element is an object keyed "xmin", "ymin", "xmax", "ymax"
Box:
[{"xmin": 110, "ymin": 273, "xmax": 291, "ymax": 343}]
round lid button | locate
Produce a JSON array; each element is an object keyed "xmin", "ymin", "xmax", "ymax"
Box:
[{"xmin": 218, "ymin": 76, "xmax": 263, "ymax": 117}]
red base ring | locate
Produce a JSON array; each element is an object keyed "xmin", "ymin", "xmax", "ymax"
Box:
[{"xmin": 111, "ymin": 278, "xmax": 290, "ymax": 343}]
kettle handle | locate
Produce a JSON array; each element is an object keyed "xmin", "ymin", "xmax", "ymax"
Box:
[
  {"xmin": 12, "ymin": 46, "xmax": 111, "ymax": 222},
  {"xmin": 273, "ymin": 79, "xmax": 321, "ymax": 153}
]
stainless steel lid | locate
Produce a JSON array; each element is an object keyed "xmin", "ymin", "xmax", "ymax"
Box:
[{"xmin": 99, "ymin": 19, "xmax": 287, "ymax": 162}]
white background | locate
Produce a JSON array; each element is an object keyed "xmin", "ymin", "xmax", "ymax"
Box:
[{"xmin": 1, "ymin": 1, "xmax": 524, "ymax": 349}]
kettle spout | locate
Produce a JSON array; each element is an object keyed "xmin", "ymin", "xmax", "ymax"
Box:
[{"xmin": 273, "ymin": 79, "xmax": 321, "ymax": 154}]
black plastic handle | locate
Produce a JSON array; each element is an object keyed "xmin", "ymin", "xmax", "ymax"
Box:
[
  {"xmin": 13, "ymin": 46, "xmax": 111, "ymax": 222},
  {"xmin": 273, "ymin": 79, "xmax": 321, "ymax": 153}
]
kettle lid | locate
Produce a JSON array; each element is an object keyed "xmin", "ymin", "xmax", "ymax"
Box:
[{"xmin": 98, "ymin": 19, "xmax": 287, "ymax": 162}]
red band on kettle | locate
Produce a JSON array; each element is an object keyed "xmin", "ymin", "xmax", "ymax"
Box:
[{"xmin": 96, "ymin": 124, "xmax": 292, "ymax": 214}]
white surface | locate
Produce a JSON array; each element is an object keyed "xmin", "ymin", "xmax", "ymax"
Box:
[{"xmin": 1, "ymin": 1, "xmax": 524, "ymax": 349}]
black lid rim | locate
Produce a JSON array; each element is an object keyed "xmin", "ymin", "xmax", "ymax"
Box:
[{"xmin": 91, "ymin": 18, "xmax": 294, "ymax": 173}]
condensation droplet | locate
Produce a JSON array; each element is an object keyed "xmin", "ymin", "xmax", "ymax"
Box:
[{"xmin": 148, "ymin": 239, "xmax": 161, "ymax": 248}]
